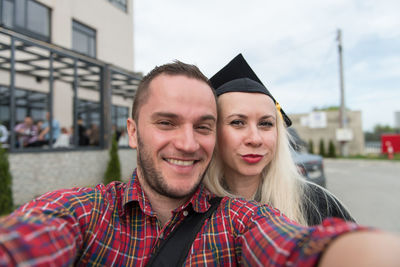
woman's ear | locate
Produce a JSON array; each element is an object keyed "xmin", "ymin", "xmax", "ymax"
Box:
[{"xmin": 127, "ymin": 118, "xmax": 138, "ymax": 149}]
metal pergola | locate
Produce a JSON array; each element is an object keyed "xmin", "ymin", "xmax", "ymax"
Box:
[{"xmin": 0, "ymin": 27, "xmax": 142, "ymax": 152}]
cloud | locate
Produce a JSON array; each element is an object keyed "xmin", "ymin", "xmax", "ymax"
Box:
[{"xmin": 134, "ymin": 0, "xmax": 400, "ymax": 131}]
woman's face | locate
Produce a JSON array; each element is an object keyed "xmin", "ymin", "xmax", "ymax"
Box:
[{"xmin": 217, "ymin": 92, "xmax": 278, "ymax": 180}]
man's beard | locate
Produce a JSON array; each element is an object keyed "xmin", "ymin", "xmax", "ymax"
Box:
[{"xmin": 136, "ymin": 132, "xmax": 206, "ymax": 199}]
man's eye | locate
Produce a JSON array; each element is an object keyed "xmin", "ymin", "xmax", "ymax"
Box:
[
  {"xmin": 196, "ymin": 125, "xmax": 213, "ymax": 134},
  {"xmin": 157, "ymin": 121, "xmax": 174, "ymax": 128}
]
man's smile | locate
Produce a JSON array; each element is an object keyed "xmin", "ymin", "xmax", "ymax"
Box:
[{"xmin": 164, "ymin": 158, "xmax": 199, "ymax": 166}]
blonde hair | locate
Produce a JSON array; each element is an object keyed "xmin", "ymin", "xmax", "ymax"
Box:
[{"xmin": 204, "ymin": 109, "xmax": 309, "ymax": 225}]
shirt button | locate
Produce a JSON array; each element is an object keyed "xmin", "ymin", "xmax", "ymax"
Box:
[{"xmin": 183, "ymin": 211, "xmax": 189, "ymax": 216}]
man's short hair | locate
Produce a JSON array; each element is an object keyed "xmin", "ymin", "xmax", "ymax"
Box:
[{"xmin": 131, "ymin": 60, "xmax": 215, "ymax": 121}]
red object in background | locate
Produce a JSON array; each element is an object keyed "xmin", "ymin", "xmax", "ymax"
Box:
[{"xmin": 381, "ymin": 134, "xmax": 400, "ymax": 154}]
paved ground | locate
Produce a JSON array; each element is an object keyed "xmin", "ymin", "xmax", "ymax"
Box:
[{"xmin": 324, "ymin": 158, "xmax": 400, "ymax": 233}]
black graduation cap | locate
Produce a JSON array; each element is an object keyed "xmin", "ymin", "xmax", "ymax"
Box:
[{"xmin": 210, "ymin": 54, "xmax": 292, "ymax": 127}]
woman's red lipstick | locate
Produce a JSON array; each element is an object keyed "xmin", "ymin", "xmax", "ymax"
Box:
[{"xmin": 242, "ymin": 154, "xmax": 263, "ymax": 164}]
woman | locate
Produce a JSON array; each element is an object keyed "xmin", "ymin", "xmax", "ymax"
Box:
[{"xmin": 204, "ymin": 54, "xmax": 354, "ymax": 226}]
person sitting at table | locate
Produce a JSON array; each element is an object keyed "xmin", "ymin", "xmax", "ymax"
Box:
[{"xmin": 13, "ymin": 116, "xmax": 38, "ymax": 148}]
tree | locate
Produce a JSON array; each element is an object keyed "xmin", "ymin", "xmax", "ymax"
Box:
[
  {"xmin": 313, "ymin": 105, "xmax": 340, "ymax": 111},
  {"xmin": 319, "ymin": 139, "xmax": 326, "ymax": 157},
  {"xmin": 328, "ymin": 140, "xmax": 337, "ymax": 158},
  {"xmin": 364, "ymin": 124, "xmax": 400, "ymax": 142},
  {"xmin": 308, "ymin": 140, "xmax": 314, "ymax": 154},
  {"xmin": 0, "ymin": 144, "xmax": 14, "ymax": 215},
  {"xmin": 103, "ymin": 135, "xmax": 121, "ymax": 185}
]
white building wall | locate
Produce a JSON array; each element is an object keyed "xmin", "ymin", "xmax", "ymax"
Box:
[
  {"xmin": 37, "ymin": 0, "xmax": 134, "ymax": 71},
  {"xmin": 289, "ymin": 110, "xmax": 365, "ymax": 155},
  {"xmin": 3, "ymin": 0, "xmax": 136, "ymax": 204}
]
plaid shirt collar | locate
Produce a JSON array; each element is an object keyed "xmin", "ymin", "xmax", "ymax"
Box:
[{"xmin": 122, "ymin": 169, "xmax": 213, "ymax": 217}]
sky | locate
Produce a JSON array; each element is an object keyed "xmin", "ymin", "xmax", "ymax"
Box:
[{"xmin": 133, "ymin": 0, "xmax": 400, "ymax": 131}]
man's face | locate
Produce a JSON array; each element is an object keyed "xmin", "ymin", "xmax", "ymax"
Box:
[
  {"xmin": 24, "ymin": 117, "xmax": 33, "ymax": 126},
  {"xmin": 127, "ymin": 74, "xmax": 217, "ymax": 199}
]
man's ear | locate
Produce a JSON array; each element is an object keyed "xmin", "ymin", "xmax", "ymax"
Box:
[{"xmin": 127, "ymin": 118, "xmax": 138, "ymax": 149}]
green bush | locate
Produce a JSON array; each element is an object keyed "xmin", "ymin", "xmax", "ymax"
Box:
[
  {"xmin": 319, "ymin": 139, "xmax": 326, "ymax": 157},
  {"xmin": 103, "ymin": 135, "xmax": 121, "ymax": 185},
  {"xmin": 0, "ymin": 144, "xmax": 14, "ymax": 215},
  {"xmin": 308, "ymin": 140, "xmax": 314, "ymax": 154},
  {"xmin": 328, "ymin": 140, "xmax": 337, "ymax": 158}
]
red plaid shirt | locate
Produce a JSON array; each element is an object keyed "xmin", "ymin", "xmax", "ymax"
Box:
[{"xmin": 0, "ymin": 170, "xmax": 363, "ymax": 266}]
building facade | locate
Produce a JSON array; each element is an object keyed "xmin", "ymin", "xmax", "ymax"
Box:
[
  {"xmin": 0, "ymin": 0, "xmax": 140, "ymax": 204},
  {"xmin": 395, "ymin": 111, "xmax": 400, "ymax": 129},
  {"xmin": 289, "ymin": 110, "xmax": 365, "ymax": 156}
]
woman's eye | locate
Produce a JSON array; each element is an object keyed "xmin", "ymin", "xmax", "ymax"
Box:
[
  {"xmin": 229, "ymin": 120, "xmax": 244, "ymax": 126},
  {"xmin": 259, "ymin": 121, "xmax": 273, "ymax": 127}
]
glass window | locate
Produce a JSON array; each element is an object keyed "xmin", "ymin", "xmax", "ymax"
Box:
[
  {"xmin": 0, "ymin": 85, "xmax": 48, "ymax": 148},
  {"xmin": 109, "ymin": 0, "xmax": 127, "ymax": 12},
  {"xmin": 72, "ymin": 20, "xmax": 96, "ymax": 58},
  {"xmin": 77, "ymin": 99, "xmax": 100, "ymax": 127},
  {"xmin": 27, "ymin": 0, "xmax": 50, "ymax": 37},
  {"xmin": 112, "ymin": 105, "xmax": 129, "ymax": 130},
  {"xmin": 1, "ymin": 0, "xmax": 14, "ymax": 27},
  {"xmin": 15, "ymin": 0, "xmax": 26, "ymax": 28},
  {"xmin": 0, "ymin": 86, "xmax": 10, "ymax": 129},
  {"xmin": 111, "ymin": 105, "xmax": 129, "ymax": 146},
  {"xmin": 76, "ymin": 99, "xmax": 101, "ymax": 147},
  {"xmin": 0, "ymin": 0, "xmax": 50, "ymax": 41},
  {"xmin": 0, "ymin": 86, "xmax": 48, "ymax": 127}
]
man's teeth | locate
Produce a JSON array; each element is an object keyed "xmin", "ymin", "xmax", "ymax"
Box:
[{"xmin": 166, "ymin": 159, "xmax": 195, "ymax": 166}]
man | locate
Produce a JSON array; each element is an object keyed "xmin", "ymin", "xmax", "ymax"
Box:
[
  {"xmin": 0, "ymin": 61, "xmax": 399, "ymax": 266},
  {"xmin": 77, "ymin": 117, "xmax": 89, "ymax": 146},
  {"xmin": 14, "ymin": 116, "xmax": 38, "ymax": 147},
  {"xmin": 37, "ymin": 111, "xmax": 60, "ymax": 145}
]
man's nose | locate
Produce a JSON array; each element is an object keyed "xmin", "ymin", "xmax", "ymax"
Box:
[{"xmin": 174, "ymin": 125, "xmax": 200, "ymax": 152}]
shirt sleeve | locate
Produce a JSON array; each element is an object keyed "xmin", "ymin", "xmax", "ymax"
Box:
[
  {"xmin": 238, "ymin": 206, "xmax": 366, "ymax": 267},
  {"xmin": 0, "ymin": 188, "xmax": 95, "ymax": 266}
]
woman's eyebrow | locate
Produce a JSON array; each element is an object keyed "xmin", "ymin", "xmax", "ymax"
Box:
[
  {"xmin": 260, "ymin": 115, "xmax": 276, "ymax": 120},
  {"xmin": 225, "ymin": 114, "xmax": 247, "ymax": 119}
]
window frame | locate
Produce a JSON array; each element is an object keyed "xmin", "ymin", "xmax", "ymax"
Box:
[
  {"xmin": 108, "ymin": 0, "xmax": 127, "ymax": 12},
  {"xmin": 77, "ymin": 99, "xmax": 101, "ymax": 130},
  {"xmin": 111, "ymin": 105, "xmax": 129, "ymax": 130},
  {"xmin": 0, "ymin": 0, "xmax": 51, "ymax": 42},
  {"xmin": 72, "ymin": 19, "xmax": 97, "ymax": 58}
]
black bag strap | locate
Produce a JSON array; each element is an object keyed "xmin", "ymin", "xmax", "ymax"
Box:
[{"xmin": 146, "ymin": 197, "xmax": 222, "ymax": 267}]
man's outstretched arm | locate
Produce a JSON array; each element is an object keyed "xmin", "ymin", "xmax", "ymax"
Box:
[
  {"xmin": 319, "ymin": 231, "xmax": 400, "ymax": 267},
  {"xmin": 239, "ymin": 205, "xmax": 400, "ymax": 267},
  {"xmin": 0, "ymin": 188, "xmax": 94, "ymax": 266}
]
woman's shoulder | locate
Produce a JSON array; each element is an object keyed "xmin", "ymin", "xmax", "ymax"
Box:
[{"xmin": 302, "ymin": 181, "xmax": 355, "ymax": 225}]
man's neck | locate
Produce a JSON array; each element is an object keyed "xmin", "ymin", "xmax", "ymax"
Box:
[{"xmin": 137, "ymin": 172, "xmax": 190, "ymax": 227}]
